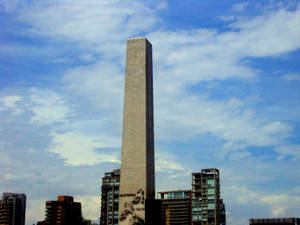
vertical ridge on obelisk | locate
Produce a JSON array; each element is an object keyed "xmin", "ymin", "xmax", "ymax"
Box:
[{"xmin": 118, "ymin": 37, "xmax": 155, "ymax": 225}]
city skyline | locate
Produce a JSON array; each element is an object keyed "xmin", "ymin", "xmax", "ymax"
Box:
[{"xmin": 1, "ymin": 0, "xmax": 300, "ymax": 225}]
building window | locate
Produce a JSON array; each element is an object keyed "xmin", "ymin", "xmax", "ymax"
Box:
[
  {"xmin": 207, "ymin": 203, "xmax": 215, "ymax": 209},
  {"xmin": 207, "ymin": 188, "xmax": 215, "ymax": 195},
  {"xmin": 207, "ymin": 179, "xmax": 215, "ymax": 186}
]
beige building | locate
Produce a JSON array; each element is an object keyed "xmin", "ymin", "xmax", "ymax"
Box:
[{"xmin": 118, "ymin": 37, "xmax": 155, "ymax": 225}]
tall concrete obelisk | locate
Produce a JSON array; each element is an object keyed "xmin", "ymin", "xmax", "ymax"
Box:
[{"xmin": 118, "ymin": 37, "xmax": 155, "ymax": 225}]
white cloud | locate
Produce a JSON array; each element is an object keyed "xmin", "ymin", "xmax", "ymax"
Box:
[
  {"xmin": 219, "ymin": 15, "xmax": 236, "ymax": 21},
  {"xmin": 149, "ymin": 29, "xmax": 256, "ymax": 87},
  {"xmin": 156, "ymin": 1, "xmax": 168, "ymax": 10},
  {"xmin": 223, "ymin": 185, "xmax": 300, "ymax": 223},
  {"xmin": 145, "ymin": 5, "xmax": 300, "ymax": 157},
  {"xmin": 79, "ymin": 54, "xmax": 97, "ymax": 63},
  {"xmin": 229, "ymin": 5, "xmax": 300, "ymax": 57},
  {"xmin": 0, "ymin": 151, "xmax": 11, "ymax": 166},
  {"xmin": 0, "ymin": 95, "xmax": 23, "ymax": 114},
  {"xmin": 282, "ymin": 73, "xmax": 300, "ymax": 82},
  {"xmin": 29, "ymin": 89, "xmax": 70, "ymax": 125},
  {"xmin": 275, "ymin": 145, "xmax": 300, "ymax": 159},
  {"xmin": 19, "ymin": 0, "xmax": 158, "ymax": 57},
  {"xmin": 156, "ymin": 153, "xmax": 185, "ymax": 174},
  {"xmin": 75, "ymin": 195, "xmax": 100, "ymax": 221},
  {"xmin": 13, "ymin": 0, "xmax": 300, "ymax": 160},
  {"xmin": 0, "ymin": 0, "xmax": 24, "ymax": 12},
  {"xmin": 155, "ymin": 93, "xmax": 293, "ymax": 153},
  {"xmin": 50, "ymin": 132, "xmax": 120, "ymax": 166},
  {"xmin": 232, "ymin": 2, "xmax": 249, "ymax": 12},
  {"xmin": 260, "ymin": 194, "xmax": 300, "ymax": 217},
  {"xmin": 26, "ymin": 199, "xmax": 45, "ymax": 224},
  {"xmin": 62, "ymin": 60, "xmax": 123, "ymax": 111},
  {"xmin": 0, "ymin": 95, "xmax": 21, "ymax": 108},
  {"xmin": 149, "ymin": 4, "xmax": 300, "ymax": 87}
]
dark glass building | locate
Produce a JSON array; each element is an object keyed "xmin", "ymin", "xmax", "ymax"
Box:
[
  {"xmin": 192, "ymin": 169, "xmax": 226, "ymax": 225},
  {"xmin": 0, "ymin": 193, "xmax": 26, "ymax": 225},
  {"xmin": 45, "ymin": 196, "xmax": 82, "ymax": 225},
  {"xmin": 100, "ymin": 169, "xmax": 120, "ymax": 225}
]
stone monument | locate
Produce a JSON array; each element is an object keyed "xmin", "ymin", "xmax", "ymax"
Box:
[{"xmin": 118, "ymin": 37, "xmax": 155, "ymax": 225}]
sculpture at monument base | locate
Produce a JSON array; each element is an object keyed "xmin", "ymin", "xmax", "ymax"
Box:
[{"xmin": 119, "ymin": 189, "xmax": 145, "ymax": 225}]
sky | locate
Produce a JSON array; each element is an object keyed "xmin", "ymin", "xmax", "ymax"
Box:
[{"xmin": 0, "ymin": 0, "xmax": 300, "ymax": 224}]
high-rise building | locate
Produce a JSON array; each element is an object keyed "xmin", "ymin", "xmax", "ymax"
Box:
[
  {"xmin": 218, "ymin": 199, "xmax": 226, "ymax": 225},
  {"xmin": 249, "ymin": 218, "xmax": 300, "ymax": 225},
  {"xmin": 192, "ymin": 169, "xmax": 226, "ymax": 225},
  {"xmin": 45, "ymin": 196, "xmax": 82, "ymax": 225},
  {"xmin": 100, "ymin": 169, "xmax": 120, "ymax": 225},
  {"xmin": 0, "ymin": 193, "xmax": 26, "ymax": 225},
  {"xmin": 118, "ymin": 37, "xmax": 155, "ymax": 225},
  {"xmin": 158, "ymin": 190, "xmax": 192, "ymax": 225}
]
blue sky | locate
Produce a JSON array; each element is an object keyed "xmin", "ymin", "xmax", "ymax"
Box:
[{"xmin": 0, "ymin": 0, "xmax": 300, "ymax": 224}]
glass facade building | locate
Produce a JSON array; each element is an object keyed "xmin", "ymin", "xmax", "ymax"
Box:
[
  {"xmin": 100, "ymin": 169, "xmax": 120, "ymax": 225},
  {"xmin": 192, "ymin": 169, "xmax": 225, "ymax": 225}
]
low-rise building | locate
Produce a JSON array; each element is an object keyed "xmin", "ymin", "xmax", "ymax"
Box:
[
  {"xmin": 249, "ymin": 218, "xmax": 300, "ymax": 225},
  {"xmin": 158, "ymin": 190, "xmax": 192, "ymax": 225}
]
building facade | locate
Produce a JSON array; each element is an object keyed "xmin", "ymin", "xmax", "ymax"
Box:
[
  {"xmin": 45, "ymin": 196, "xmax": 82, "ymax": 225},
  {"xmin": 100, "ymin": 169, "xmax": 120, "ymax": 225},
  {"xmin": 0, "ymin": 193, "xmax": 26, "ymax": 225},
  {"xmin": 192, "ymin": 169, "xmax": 226, "ymax": 225},
  {"xmin": 249, "ymin": 218, "xmax": 300, "ymax": 225},
  {"xmin": 158, "ymin": 190, "xmax": 192, "ymax": 225}
]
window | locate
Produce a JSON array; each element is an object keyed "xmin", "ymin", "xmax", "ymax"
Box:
[
  {"xmin": 207, "ymin": 188, "xmax": 215, "ymax": 195},
  {"xmin": 193, "ymin": 215, "xmax": 202, "ymax": 220},
  {"xmin": 208, "ymin": 203, "xmax": 215, "ymax": 209},
  {"xmin": 207, "ymin": 179, "xmax": 215, "ymax": 186},
  {"xmin": 193, "ymin": 207, "xmax": 201, "ymax": 212},
  {"xmin": 166, "ymin": 191, "xmax": 188, "ymax": 199}
]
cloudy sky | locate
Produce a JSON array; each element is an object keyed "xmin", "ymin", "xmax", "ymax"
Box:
[{"xmin": 1, "ymin": 0, "xmax": 300, "ymax": 224}]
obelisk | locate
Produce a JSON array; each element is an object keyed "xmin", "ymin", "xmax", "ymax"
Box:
[{"xmin": 118, "ymin": 37, "xmax": 155, "ymax": 225}]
